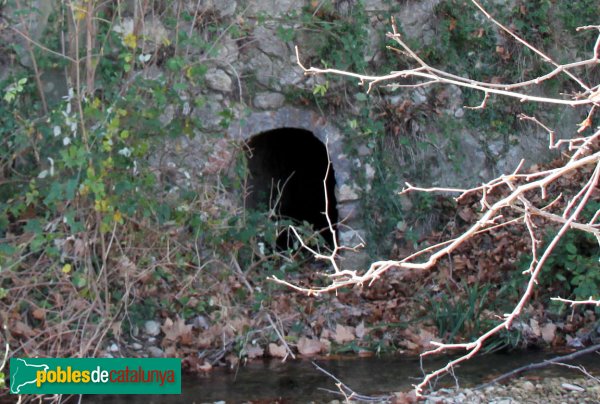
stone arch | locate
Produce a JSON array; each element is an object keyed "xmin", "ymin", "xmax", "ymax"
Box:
[
  {"xmin": 245, "ymin": 127, "xmax": 338, "ymax": 245},
  {"xmin": 228, "ymin": 107, "xmax": 363, "ymax": 251}
]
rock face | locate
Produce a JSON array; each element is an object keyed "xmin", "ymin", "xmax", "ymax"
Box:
[
  {"xmin": 253, "ymin": 92, "xmax": 285, "ymax": 109},
  {"xmin": 205, "ymin": 68, "xmax": 233, "ymax": 92},
  {"xmin": 1, "ymin": 0, "xmax": 577, "ymax": 265}
]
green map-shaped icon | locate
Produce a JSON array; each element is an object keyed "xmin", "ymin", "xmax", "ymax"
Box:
[{"xmin": 10, "ymin": 358, "xmax": 49, "ymax": 393}]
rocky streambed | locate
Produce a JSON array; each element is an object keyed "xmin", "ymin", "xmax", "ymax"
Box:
[{"xmin": 423, "ymin": 376, "xmax": 600, "ymax": 404}]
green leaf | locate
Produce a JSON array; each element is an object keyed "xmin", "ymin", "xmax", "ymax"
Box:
[
  {"xmin": 24, "ymin": 219, "xmax": 43, "ymax": 234},
  {"xmin": 72, "ymin": 273, "xmax": 87, "ymax": 288},
  {"xmin": 65, "ymin": 179, "xmax": 78, "ymax": 200},
  {"xmin": 166, "ymin": 57, "xmax": 185, "ymax": 72},
  {"xmin": 565, "ymin": 242, "xmax": 577, "ymax": 255},
  {"xmin": 44, "ymin": 181, "xmax": 64, "ymax": 206},
  {"xmin": 173, "ymin": 82, "xmax": 188, "ymax": 91},
  {"xmin": 0, "ymin": 243, "xmax": 17, "ymax": 257},
  {"xmin": 355, "ymin": 93, "xmax": 368, "ymax": 102}
]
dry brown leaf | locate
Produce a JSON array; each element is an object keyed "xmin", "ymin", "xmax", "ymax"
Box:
[
  {"xmin": 162, "ymin": 317, "xmax": 193, "ymax": 343},
  {"xmin": 448, "ymin": 18, "xmax": 457, "ymax": 32},
  {"xmin": 334, "ymin": 324, "xmax": 355, "ymax": 344},
  {"xmin": 577, "ymin": 116, "xmax": 592, "ymax": 133},
  {"xmin": 229, "ymin": 317, "xmax": 250, "ymax": 332},
  {"xmin": 419, "ymin": 329, "xmax": 438, "ymax": 348},
  {"xmin": 245, "ymin": 345, "xmax": 264, "ymax": 359},
  {"xmin": 453, "ymin": 255, "xmax": 468, "ymax": 271},
  {"xmin": 355, "ymin": 321, "xmax": 366, "ymax": 339},
  {"xmin": 392, "ymin": 390, "xmax": 418, "ymax": 404},
  {"xmin": 541, "ymin": 323, "xmax": 557, "ymax": 343},
  {"xmin": 110, "ymin": 320, "xmax": 122, "ymax": 339},
  {"xmin": 399, "ymin": 339, "xmax": 419, "ymax": 351},
  {"xmin": 297, "ymin": 337, "xmax": 323, "ymax": 356},
  {"xmin": 225, "ymin": 353, "xmax": 239, "ymax": 367},
  {"xmin": 164, "ymin": 346, "xmax": 177, "ymax": 356},
  {"xmin": 196, "ymin": 334, "xmax": 214, "ymax": 349},
  {"xmin": 268, "ymin": 343, "xmax": 287, "ymax": 358},
  {"xmin": 319, "ymin": 338, "xmax": 331, "ymax": 352},
  {"xmin": 530, "ymin": 319, "xmax": 541, "ymax": 337},
  {"xmin": 458, "ymin": 207, "xmax": 474, "ymax": 222},
  {"xmin": 32, "ymin": 308, "xmax": 45, "ymax": 321},
  {"xmin": 12, "ymin": 321, "xmax": 36, "ymax": 337},
  {"xmin": 320, "ymin": 329, "xmax": 332, "ymax": 339},
  {"xmin": 73, "ymin": 238, "xmax": 86, "ymax": 258}
]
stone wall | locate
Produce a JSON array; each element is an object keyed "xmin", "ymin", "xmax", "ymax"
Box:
[{"xmin": 2, "ymin": 0, "xmax": 583, "ymax": 265}]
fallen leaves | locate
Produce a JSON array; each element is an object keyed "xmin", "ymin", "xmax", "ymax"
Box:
[
  {"xmin": 333, "ymin": 323, "xmax": 355, "ymax": 344},
  {"xmin": 32, "ymin": 308, "xmax": 46, "ymax": 321},
  {"xmin": 268, "ymin": 343, "xmax": 287, "ymax": 358},
  {"xmin": 245, "ymin": 345, "xmax": 264, "ymax": 359},
  {"xmin": 540, "ymin": 323, "xmax": 557, "ymax": 344},
  {"xmin": 162, "ymin": 317, "xmax": 193, "ymax": 345},
  {"xmin": 297, "ymin": 337, "xmax": 323, "ymax": 356}
]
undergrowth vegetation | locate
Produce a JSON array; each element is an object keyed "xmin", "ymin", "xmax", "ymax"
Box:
[
  {"xmin": 0, "ymin": 0, "xmax": 322, "ymax": 366},
  {"xmin": 0, "ymin": 1, "xmax": 598, "ymax": 395}
]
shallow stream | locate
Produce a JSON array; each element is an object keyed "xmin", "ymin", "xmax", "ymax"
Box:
[{"xmin": 95, "ymin": 350, "xmax": 600, "ymax": 403}]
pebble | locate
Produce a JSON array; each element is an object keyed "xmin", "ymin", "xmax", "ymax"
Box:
[
  {"xmin": 522, "ymin": 381, "xmax": 535, "ymax": 391},
  {"xmin": 108, "ymin": 343, "xmax": 119, "ymax": 352},
  {"xmin": 131, "ymin": 342, "xmax": 143, "ymax": 350},
  {"xmin": 144, "ymin": 320, "xmax": 161, "ymax": 336},
  {"xmin": 147, "ymin": 346, "xmax": 164, "ymax": 358}
]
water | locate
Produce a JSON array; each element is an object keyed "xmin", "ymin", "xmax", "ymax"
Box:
[{"xmin": 93, "ymin": 351, "xmax": 600, "ymax": 403}]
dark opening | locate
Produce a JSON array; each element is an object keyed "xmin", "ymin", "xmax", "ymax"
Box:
[{"xmin": 246, "ymin": 128, "xmax": 338, "ymax": 247}]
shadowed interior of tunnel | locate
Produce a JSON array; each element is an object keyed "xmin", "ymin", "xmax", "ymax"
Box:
[{"xmin": 245, "ymin": 128, "xmax": 338, "ymax": 248}]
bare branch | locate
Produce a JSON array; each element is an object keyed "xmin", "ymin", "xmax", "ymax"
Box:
[
  {"xmin": 551, "ymin": 297, "xmax": 600, "ymax": 307},
  {"xmin": 285, "ymin": 2, "xmax": 600, "ymax": 398}
]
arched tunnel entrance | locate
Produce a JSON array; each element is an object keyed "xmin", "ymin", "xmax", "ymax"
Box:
[{"xmin": 245, "ymin": 128, "xmax": 338, "ymax": 247}]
